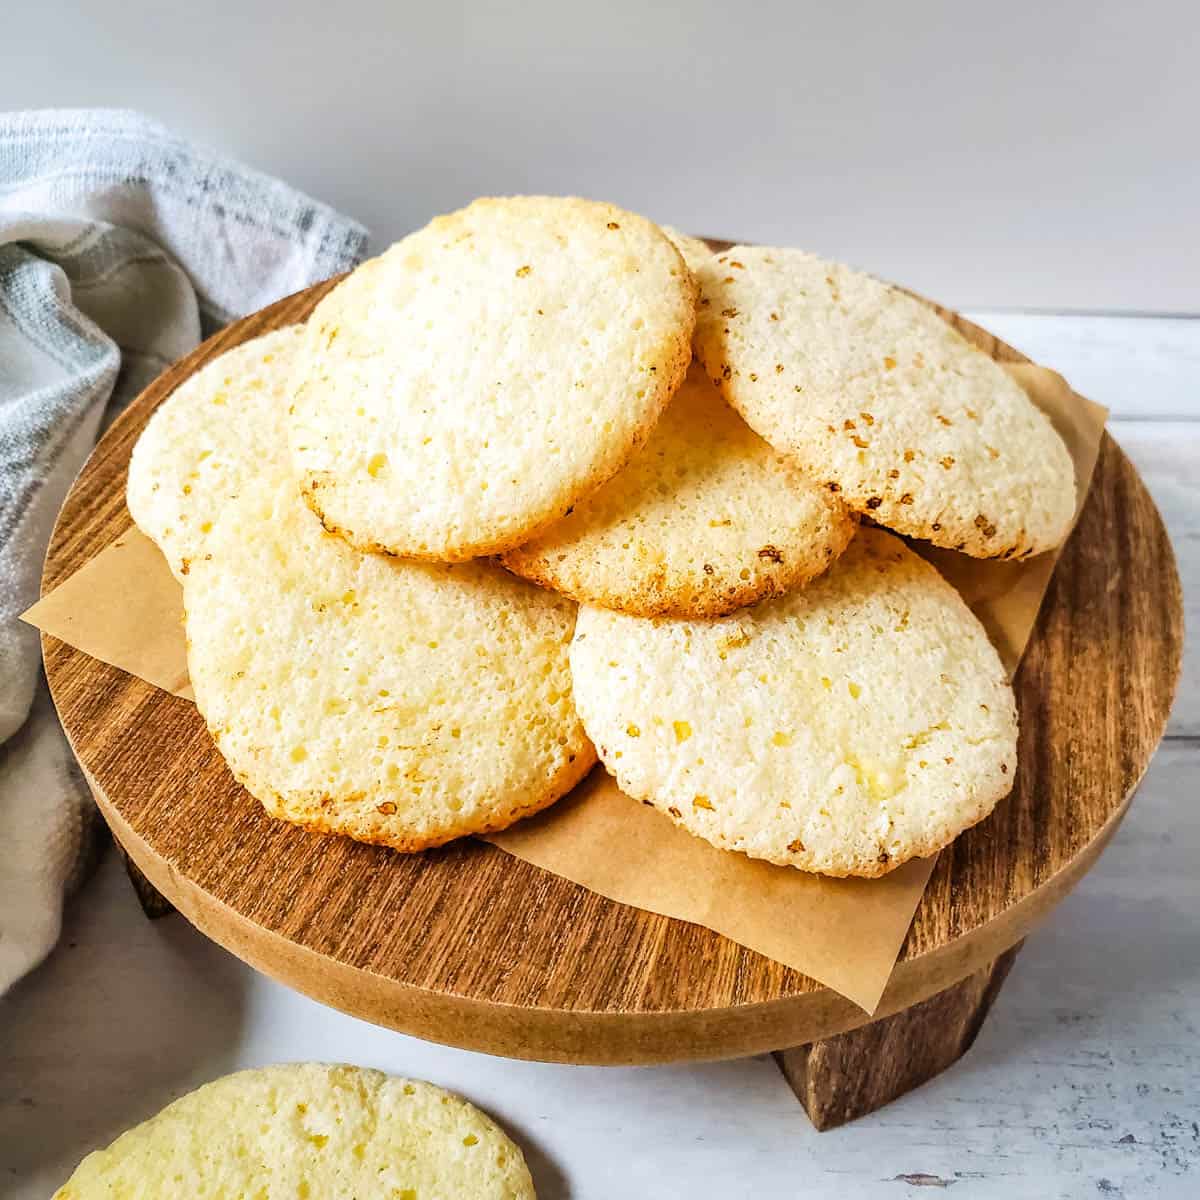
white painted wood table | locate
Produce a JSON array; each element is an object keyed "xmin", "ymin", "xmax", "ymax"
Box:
[{"xmin": 3, "ymin": 313, "xmax": 1197, "ymax": 1199}]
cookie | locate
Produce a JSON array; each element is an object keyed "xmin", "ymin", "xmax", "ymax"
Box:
[
  {"xmin": 53, "ymin": 1064, "xmax": 535, "ymax": 1199},
  {"xmin": 501, "ymin": 363, "xmax": 855, "ymax": 617},
  {"xmin": 288, "ymin": 196, "xmax": 697, "ymax": 560},
  {"xmin": 127, "ymin": 326, "xmax": 303, "ymax": 580},
  {"xmin": 570, "ymin": 527, "xmax": 1017, "ymax": 877},
  {"xmin": 184, "ymin": 476, "xmax": 594, "ymax": 851},
  {"xmin": 693, "ymin": 247, "xmax": 1076, "ymax": 558}
]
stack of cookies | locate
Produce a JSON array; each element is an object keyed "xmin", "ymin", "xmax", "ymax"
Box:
[{"xmin": 127, "ymin": 196, "xmax": 1075, "ymax": 878}]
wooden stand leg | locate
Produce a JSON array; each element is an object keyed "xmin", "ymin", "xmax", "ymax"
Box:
[
  {"xmin": 775, "ymin": 941, "xmax": 1023, "ymax": 1130},
  {"xmin": 83, "ymin": 770, "xmax": 176, "ymax": 920},
  {"xmin": 120, "ymin": 849, "xmax": 176, "ymax": 919}
]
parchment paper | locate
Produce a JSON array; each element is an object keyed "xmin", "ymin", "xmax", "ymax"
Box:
[{"xmin": 23, "ymin": 363, "xmax": 1107, "ymax": 1013}]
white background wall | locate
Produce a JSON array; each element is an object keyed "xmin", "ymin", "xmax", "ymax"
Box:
[{"xmin": 4, "ymin": 0, "xmax": 1198, "ymax": 312}]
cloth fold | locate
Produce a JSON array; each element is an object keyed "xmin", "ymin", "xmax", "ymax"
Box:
[{"xmin": 0, "ymin": 108, "xmax": 367, "ymax": 993}]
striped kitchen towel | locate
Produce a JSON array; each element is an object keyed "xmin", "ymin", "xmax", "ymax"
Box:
[{"xmin": 0, "ymin": 109, "xmax": 367, "ymax": 993}]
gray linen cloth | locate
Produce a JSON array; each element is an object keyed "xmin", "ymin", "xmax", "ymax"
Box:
[{"xmin": 0, "ymin": 108, "xmax": 367, "ymax": 992}]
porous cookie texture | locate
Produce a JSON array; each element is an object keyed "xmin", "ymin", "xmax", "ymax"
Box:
[
  {"xmin": 660, "ymin": 225, "xmax": 714, "ymax": 273},
  {"xmin": 53, "ymin": 1063, "xmax": 536, "ymax": 1199},
  {"xmin": 184, "ymin": 477, "xmax": 594, "ymax": 851},
  {"xmin": 502, "ymin": 364, "xmax": 855, "ymax": 617},
  {"xmin": 692, "ymin": 247, "xmax": 1076, "ymax": 558},
  {"xmin": 289, "ymin": 196, "xmax": 698, "ymax": 561},
  {"xmin": 570, "ymin": 527, "xmax": 1017, "ymax": 877},
  {"xmin": 126, "ymin": 326, "xmax": 304, "ymax": 580}
]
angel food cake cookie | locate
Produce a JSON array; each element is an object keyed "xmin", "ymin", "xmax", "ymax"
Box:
[
  {"xmin": 693, "ymin": 247, "xmax": 1075, "ymax": 559},
  {"xmin": 288, "ymin": 196, "xmax": 697, "ymax": 560},
  {"xmin": 570, "ymin": 528, "xmax": 1018, "ymax": 877},
  {"xmin": 127, "ymin": 326, "xmax": 304, "ymax": 580},
  {"xmin": 502, "ymin": 363, "xmax": 854, "ymax": 617},
  {"xmin": 184, "ymin": 475, "xmax": 594, "ymax": 850},
  {"xmin": 54, "ymin": 1064, "xmax": 536, "ymax": 1199}
]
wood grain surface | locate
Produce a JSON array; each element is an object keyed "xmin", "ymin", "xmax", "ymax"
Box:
[{"xmin": 40, "ymin": 280, "xmax": 1184, "ymax": 1065}]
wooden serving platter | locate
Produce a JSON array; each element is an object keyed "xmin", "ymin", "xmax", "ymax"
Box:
[{"xmin": 41, "ymin": 277, "xmax": 1182, "ymax": 1099}]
